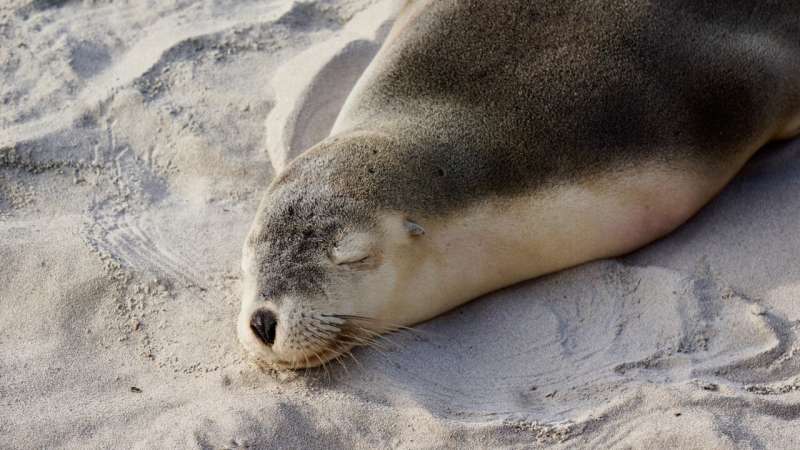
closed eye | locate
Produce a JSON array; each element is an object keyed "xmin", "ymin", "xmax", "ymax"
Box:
[{"xmin": 338, "ymin": 255, "xmax": 370, "ymax": 265}]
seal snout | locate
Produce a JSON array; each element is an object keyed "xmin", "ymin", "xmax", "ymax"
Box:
[{"xmin": 250, "ymin": 308, "xmax": 278, "ymax": 346}]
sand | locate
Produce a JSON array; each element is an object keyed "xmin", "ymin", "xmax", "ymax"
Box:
[{"xmin": 2, "ymin": 0, "xmax": 800, "ymax": 448}]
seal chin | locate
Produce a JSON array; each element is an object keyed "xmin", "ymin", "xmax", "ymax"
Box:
[
  {"xmin": 241, "ymin": 335, "xmax": 356, "ymax": 370},
  {"xmin": 252, "ymin": 345, "xmax": 353, "ymax": 370}
]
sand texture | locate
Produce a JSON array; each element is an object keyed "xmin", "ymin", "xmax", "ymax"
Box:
[{"xmin": 2, "ymin": 1, "xmax": 800, "ymax": 448}]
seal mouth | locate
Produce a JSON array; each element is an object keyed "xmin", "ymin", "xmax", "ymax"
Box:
[{"xmin": 263, "ymin": 345, "xmax": 352, "ymax": 371}]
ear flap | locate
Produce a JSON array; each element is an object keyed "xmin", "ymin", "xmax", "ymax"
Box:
[{"xmin": 404, "ymin": 219, "xmax": 425, "ymax": 237}]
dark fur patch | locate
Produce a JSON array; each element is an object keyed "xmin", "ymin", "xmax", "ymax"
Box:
[
  {"xmin": 249, "ymin": 175, "xmax": 375, "ymax": 300},
  {"xmin": 329, "ymin": 0, "xmax": 799, "ymax": 211}
]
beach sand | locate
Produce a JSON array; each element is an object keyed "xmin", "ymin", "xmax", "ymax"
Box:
[{"xmin": 2, "ymin": 1, "xmax": 800, "ymax": 448}]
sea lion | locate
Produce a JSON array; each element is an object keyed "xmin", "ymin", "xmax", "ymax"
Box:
[{"xmin": 238, "ymin": 0, "xmax": 800, "ymax": 369}]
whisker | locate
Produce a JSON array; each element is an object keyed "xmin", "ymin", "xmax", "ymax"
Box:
[
  {"xmin": 302, "ymin": 335, "xmax": 329, "ymax": 353},
  {"xmin": 353, "ymin": 325, "xmax": 403, "ymax": 345},
  {"xmin": 303, "ymin": 327, "xmax": 333, "ymax": 344},
  {"xmin": 307, "ymin": 325, "xmax": 340, "ymax": 342},
  {"xmin": 332, "ymin": 353, "xmax": 350, "ymax": 376},
  {"xmin": 287, "ymin": 311, "xmax": 436, "ymax": 371},
  {"xmin": 342, "ymin": 349, "xmax": 364, "ymax": 371},
  {"xmin": 337, "ymin": 332, "xmax": 391, "ymax": 353},
  {"xmin": 311, "ymin": 350, "xmax": 331, "ymax": 381},
  {"xmin": 347, "ymin": 325, "xmax": 407, "ymax": 351},
  {"xmin": 329, "ymin": 314, "xmax": 429, "ymax": 337},
  {"xmin": 314, "ymin": 313, "xmax": 346, "ymax": 325},
  {"xmin": 338, "ymin": 337, "xmax": 401, "ymax": 366},
  {"xmin": 317, "ymin": 323, "xmax": 342, "ymax": 334},
  {"xmin": 332, "ymin": 334, "xmax": 374, "ymax": 349}
]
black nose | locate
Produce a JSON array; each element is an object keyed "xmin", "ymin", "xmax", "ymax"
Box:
[{"xmin": 250, "ymin": 309, "xmax": 278, "ymax": 346}]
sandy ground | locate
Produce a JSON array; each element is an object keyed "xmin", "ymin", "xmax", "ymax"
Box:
[{"xmin": 2, "ymin": 0, "xmax": 800, "ymax": 448}]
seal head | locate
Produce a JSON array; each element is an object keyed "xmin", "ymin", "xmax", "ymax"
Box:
[{"xmin": 238, "ymin": 135, "xmax": 428, "ymax": 369}]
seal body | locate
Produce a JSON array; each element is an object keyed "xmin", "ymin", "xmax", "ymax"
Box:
[{"xmin": 239, "ymin": 0, "xmax": 800, "ymax": 369}]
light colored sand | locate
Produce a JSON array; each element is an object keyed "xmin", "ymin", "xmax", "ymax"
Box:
[{"xmin": 2, "ymin": 1, "xmax": 800, "ymax": 448}]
